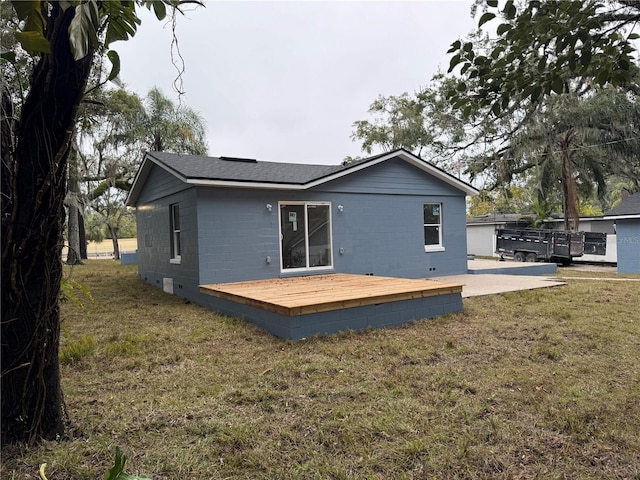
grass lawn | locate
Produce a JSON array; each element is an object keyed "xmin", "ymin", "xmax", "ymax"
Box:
[{"xmin": 2, "ymin": 260, "xmax": 639, "ymax": 479}]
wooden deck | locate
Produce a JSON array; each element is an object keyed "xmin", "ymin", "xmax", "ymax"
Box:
[{"xmin": 200, "ymin": 274, "xmax": 463, "ymax": 316}]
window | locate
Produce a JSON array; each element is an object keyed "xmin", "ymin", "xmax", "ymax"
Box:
[
  {"xmin": 424, "ymin": 203, "xmax": 444, "ymax": 252},
  {"xmin": 170, "ymin": 204, "xmax": 181, "ymax": 263},
  {"xmin": 280, "ymin": 202, "xmax": 332, "ymax": 271}
]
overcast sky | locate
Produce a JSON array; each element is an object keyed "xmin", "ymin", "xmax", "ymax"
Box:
[{"xmin": 116, "ymin": 1, "xmax": 476, "ymax": 165}]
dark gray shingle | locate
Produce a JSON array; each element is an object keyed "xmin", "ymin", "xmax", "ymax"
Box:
[
  {"xmin": 147, "ymin": 151, "xmax": 362, "ymax": 185},
  {"xmin": 605, "ymin": 192, "xmax": 640, "ymax": 217}
]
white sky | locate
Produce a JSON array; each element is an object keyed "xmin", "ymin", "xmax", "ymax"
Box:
[{"xmin": 116, "ymin": 1, "xmax": 476, "ymax": 165}]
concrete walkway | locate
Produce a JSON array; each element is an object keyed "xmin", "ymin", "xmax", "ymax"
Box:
[
  {"xmin": 438, "ymin": 259, "xmax": 638, "ymax": 298},
  {"xmin": 438, "ymin": 273, "xmax": 565, "ymax": 298},
  {"xmin": 434, "ymin": 258, "xmax": 565, "ymax": 298}
]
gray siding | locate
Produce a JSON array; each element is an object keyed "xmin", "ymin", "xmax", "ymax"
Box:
[
  {"xmin": 136, "ymin": 165, "xmax": 189, "ymax": 204},
  {"xmin": 321, "ymin": 191, "xmax": 467, "ymax": 278},
  {"xmin": 136, "ymin": 187, "xmax": 200, "ymax": 300},
  {"xmin": 320, "ymin": 158, "xmax": 463, "ymax": 196},
  {"xmin": 195, "ymin": 158, "xmax": 469, "ymax": 285},
  {"xmin": 196, "ymin": 189, "xmax": 281, "ymax": 285},
  {"xmin": 616, "ymin": 219, "xmax": 640, "ymax": 273},
  {"xmin": 315, "ymin": 159, "xmax": 468, "ymax": 278}
]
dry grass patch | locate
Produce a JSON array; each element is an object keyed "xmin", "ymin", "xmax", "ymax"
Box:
[
  {"xmin": 2, "ymin": 260, "xmax": 639, "ymax": 479},
  {"xmin": 555, "ymin": 266, "xmax": 640, "ymax": 279}
]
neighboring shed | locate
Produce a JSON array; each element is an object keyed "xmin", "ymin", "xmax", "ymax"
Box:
[
  {"xmin": 126, "ymin": 148, "xmax": 478, "ymax": 338},
  {"xmin": 467, "ymin": 214, "xmax": 533, "ymax": 257},
  {"xmin": 604, "ymin": 193, "xmax": 640, "ymax": 273}
]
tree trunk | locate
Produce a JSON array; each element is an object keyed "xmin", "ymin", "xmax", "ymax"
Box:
[
  {"xmin": 560, "ymin": 130, "xmax": 579, "ymax": 232},
  {"xmin": 109, "ymin": 224, "xmax": 121, "ymax": 260},
  {"xmin": 66, "ymin": 199, "xmax": 82, "ymax": 265},
  {"xmin": 66, "ymin": 145, "xmax": 83, "ymax": 265},
  {"xmin": 79, "ymin": 211, "xmax": 88, "ymax": 260},
  {"xmin": 1, "ymin": 5, "xmax": 94, "ymax": 445}
]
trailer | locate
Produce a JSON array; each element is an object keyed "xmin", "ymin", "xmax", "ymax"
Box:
[
  {"xmin": 583, "ymin": 232, "xmax": 608, "ymax": 256},
  {"xmin": 496, "ymin": 228, "xmax": 586, "ymax": 264}
]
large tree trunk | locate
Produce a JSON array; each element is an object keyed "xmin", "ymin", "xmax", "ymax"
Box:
[
  {"xmin": 560, "ymin": 130, "xmax": 579, "ymax": 232},
  {"xmin": 1, "ymin": 5, "xmax": 94, "ymax": 445}
]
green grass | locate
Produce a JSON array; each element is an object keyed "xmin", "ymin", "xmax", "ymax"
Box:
[
  {"xmin": 60, "ymin": 332, "xmax": 97, "ymax": 365},
  {"xmin": 2, "ymin": 260, "xmax": 639, "ymax": 479}
]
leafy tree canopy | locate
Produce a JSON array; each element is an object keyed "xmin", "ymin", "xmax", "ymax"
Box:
[
  {"xmin": 351, "ymin": 93, "xmax": 433, "ymax": 157},
  {"xmin": 447, "ymin": 0, "xmax": 640, "ymax": 118},
  {"xmin": 140, "ymin": 86, "xmax": 208, "ymax": 155},
  {"xmin": 5, "ymin": 0, "xmax": 173, "ymax": 80}
]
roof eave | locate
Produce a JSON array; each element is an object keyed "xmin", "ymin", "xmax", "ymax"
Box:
[
  {"xmin": 126, "ymin": 153, "xmax": 189, "ymax": 206},
  {"xmin": 127, "ymin": 149, "xmax": 480, "ymax": 206},
  {"xmin": 603, "ymin": 214, "xmax": 640, "ymax": 220},
  {"xmin": 186, "ymin": 178, "xmax": 307, "ymax": 190}
]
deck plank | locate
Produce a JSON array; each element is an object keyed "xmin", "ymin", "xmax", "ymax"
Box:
[{"xmin": 200, "ymin": 274, "xmax": 463, "ymax": 316}]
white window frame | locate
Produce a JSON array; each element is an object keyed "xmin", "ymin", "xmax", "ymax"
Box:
[
  {"xmin": 170, "ymin": 203, "xmax": 182, "ymax": 264},
  {"xmin": 424, "ymin": 202, "xmax": 445, "ymax": 252},
  {"xmin": 278, "ymin": 201, "xmax": 333, "ymax": 272}
]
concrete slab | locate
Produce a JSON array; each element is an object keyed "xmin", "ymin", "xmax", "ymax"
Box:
[
  {"xmin": 467, "ymin": 258, "xmax": 557, "ymax": 275},
  {"xmin": 438, "ymin": 274, "xmax": 566, "ymax": 298}
]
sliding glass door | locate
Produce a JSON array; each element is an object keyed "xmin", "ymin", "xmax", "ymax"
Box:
[{"xmin": 280, "ymin": 202, "xmax": 332, "ymax": 271}]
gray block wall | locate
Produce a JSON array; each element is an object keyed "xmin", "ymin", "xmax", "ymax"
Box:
[
  {"xmin": 195, "ymin": 158, "xmax": 469, "ymax": 285},
  {"xmin": 616, "ymin": 219, "xmax": 640, "ymax": 273},
  {"xmin": 198, "ymin": 292, "xmax": 463, "ymax": 340},
  {"xmin": 136, "ymin": 185, "xmax": 201, "ymax": 301}
]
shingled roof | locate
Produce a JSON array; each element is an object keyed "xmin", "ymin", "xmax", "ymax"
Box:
[
  {"xmin": 604, "ymin": 192, "xmax": 640, "ymax": 218},
  {"xmin": 127, "ymin": 148, "xmax": 478, "ymax": 206},
  {"xmin": 143, "ymin": 151, "xmax": 367, "ymax": 185}
]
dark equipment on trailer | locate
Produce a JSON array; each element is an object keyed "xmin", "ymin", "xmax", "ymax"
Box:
[{"xmin": 495, "ymin": 228, "xmax": 606, "ymax": 265}]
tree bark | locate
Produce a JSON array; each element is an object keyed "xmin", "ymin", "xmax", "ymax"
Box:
[
  {"xmin": 79, "ymin": 210, "xmax": 88, "ymax": 260},
  {"xmin": 559, "ymin": 129, "xmax": 579, "ymax": 231},
  {"xmin": 109, "ymin": 224, "xmax": 121, "ymax": 260},
  {"xmin": 1, "ymin": 5, "xmax": 94, "ymax": 444},
  {"xmin": 66, "ymin": 144, "xmax": 83, "ymax": 265}
]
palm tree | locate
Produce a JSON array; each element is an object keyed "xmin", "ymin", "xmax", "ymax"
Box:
[
  {"xmin": 139, "ymin": 86, "xmax": 208, "ymax": 155},
  {"xmin": 510, "ymin": 86, "xmax": 637, "ymax": 230},
  {"xmin": 78, "ymin": 86, "xmax": 208, "ymax": 259}
]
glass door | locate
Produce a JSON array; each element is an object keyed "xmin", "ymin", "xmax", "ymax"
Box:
[
  {"xmin": 307, "ymin": 204, "xmax": 331, "ymax": 267},
  {"xmin": 280, "ymin": 204, "xmax": 307, "ymax": 269},
  {"xmin": 280, "ymin": 203, "xmax": 332, "ymax": 270}
]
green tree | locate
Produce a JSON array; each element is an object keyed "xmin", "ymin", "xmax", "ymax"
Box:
[
  {"xmin": 444, "ymin": 1, "xmax": 640, "ymax": 229},
  {"xmin": 140, "ymin": 86, "xmax": 208, "ymax": 154},
  {"xmin": 83, "ymin": 211, "xmax": 107, "ymax": 243},
  {"xmin": 467, "ymin": 86, "xmax": 639, "ymax": 230},
  {"xmin": 77, "ymin": 86, "xmax": 208, "ymax": 259},
  {"xmin": 78, "ymin": 87, "xmax": 145, "ymax": 260},
  {"xmin": 467, "ymin": 185, "xmax": 535, "ymax": 217},
  {"xmin": 1, "ymin": 0, "xmax": 201, "ymax": 445},
  {"xmin": 351, "ymin": 66, "xmax": 518, "ymax": 175},
  {"xmin": 508, "ymin": 94, "xmax": 605, "ymax": 231},
  {"xmin": 66, "ymin": 62, "xmax": 125, "ymax": 265},
  {"xmin": 351, "ymin": 93, "xmax": 433, "ymax": 158},
  {"xmin": 447, "ymin": 0, "xmax": 639, "ymax": 118}
]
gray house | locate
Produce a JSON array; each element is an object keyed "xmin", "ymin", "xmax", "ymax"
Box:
[
  {"xmin": 604, "ymin": 193, "xmax": 640, "ymax": 274},
  {"xmin": 126, "ymin": 149, "xmax": 478, "ymax": 337}
]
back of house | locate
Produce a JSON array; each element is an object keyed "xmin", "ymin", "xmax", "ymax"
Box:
[{"xmin": 126, "ymin": 148, "xmax": 478, "ymax": 305}]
